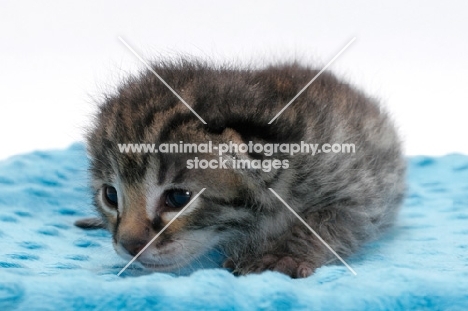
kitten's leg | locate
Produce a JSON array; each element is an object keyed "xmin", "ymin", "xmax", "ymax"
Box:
[
  {"xmin": 224, "ymin": 253, "xmax": 317, "ymax": 278},
  {"xmin": 225, "ymin": 208, "xmax": 365, "ymax": 278}
]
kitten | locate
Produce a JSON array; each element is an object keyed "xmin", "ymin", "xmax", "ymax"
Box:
[{"xmin": 75, "ymin": 58, "xmax": 405, "ymax": 278}]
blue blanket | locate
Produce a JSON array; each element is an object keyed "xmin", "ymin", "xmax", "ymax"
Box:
[{"xmin": 1, "ymin": 144, "xmax": 467, "ymax": 310}]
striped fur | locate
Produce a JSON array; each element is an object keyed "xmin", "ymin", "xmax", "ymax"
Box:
[{"xmin": 81, "ymin": 58, "xmax": 406, "ymax": 278}]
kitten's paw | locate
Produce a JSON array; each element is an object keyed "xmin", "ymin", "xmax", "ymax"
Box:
[
  {"xmin": 296, "ymin": 262, "xmax": 314, "ymax": 278},
  {"xmin": 74, "ymin": 217, "xmax": 105, "ymax": 230},
  {"xmin": 227, "ymin": 255, "xmax": 315, "ymax": 278}
]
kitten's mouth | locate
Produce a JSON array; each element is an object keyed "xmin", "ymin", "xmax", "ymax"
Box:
[{"xmin": 138, "ymin": 260, "xmax": 180, "ymax": 271}]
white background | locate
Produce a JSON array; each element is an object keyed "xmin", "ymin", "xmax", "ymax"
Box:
[{"xmin": 1, "ymin": 0, "xmax": 467, "ymax": 160}]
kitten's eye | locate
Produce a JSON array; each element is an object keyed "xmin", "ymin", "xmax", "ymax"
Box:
[
  {"xmin": 103, "ymin": 185, "xmax": 118, "ymax": 208},
  {"xmin": 165, "ymin": 189, "xmax": 192, "ymax": 209}
]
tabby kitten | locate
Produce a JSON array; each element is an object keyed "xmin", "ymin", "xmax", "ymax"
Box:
[{"xmin": 76, "ymin": 59, "xmax": 405, "ymax": 278}]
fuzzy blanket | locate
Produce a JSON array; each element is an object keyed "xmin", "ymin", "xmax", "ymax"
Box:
[{"xmin": 1, "ymin": 144, "xmax": 467, "ymax": 310}]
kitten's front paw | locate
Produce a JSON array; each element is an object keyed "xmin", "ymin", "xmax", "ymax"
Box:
[{"xmin": 224, "ymin": 255, "xmax": 315, "ymax": 278}]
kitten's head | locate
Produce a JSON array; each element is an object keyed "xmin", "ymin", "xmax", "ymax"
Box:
[{"xmin": 84, "ymin": 60, "xmax": 291, "ymax": 271}]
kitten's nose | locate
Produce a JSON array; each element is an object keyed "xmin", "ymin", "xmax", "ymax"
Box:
[{"xmin": 121, "ymin": 240, "xmax": 148, "ymax": 257}]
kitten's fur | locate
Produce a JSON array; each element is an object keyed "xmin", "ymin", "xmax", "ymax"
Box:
[{"xmin": 76, "ymin": 59, "xmax": 405, "ymax": 278}]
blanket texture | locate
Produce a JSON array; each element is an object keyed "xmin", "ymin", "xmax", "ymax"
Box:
[{"xmin": 0, "ymin": 143, "xmax": 467, "ymax": 310}]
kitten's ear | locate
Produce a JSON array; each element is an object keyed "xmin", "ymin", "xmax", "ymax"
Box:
[
  {"xmin": 206, "ymin": 124, "xmax": 226, "ymax": 135},
  {"xmin": 74, "ymin": 217, "xmax": 105, "ymax": 230}
]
